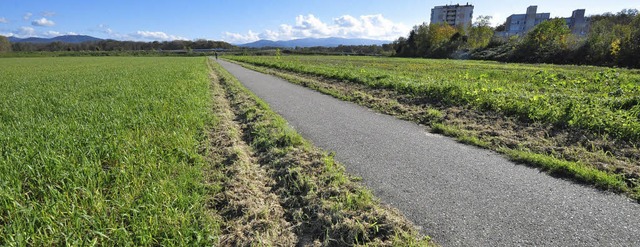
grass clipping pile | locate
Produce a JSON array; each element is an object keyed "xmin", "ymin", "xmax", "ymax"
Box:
[{"xmin": 207, "ymin": 59, "xmax": 429, "ymax": 246}]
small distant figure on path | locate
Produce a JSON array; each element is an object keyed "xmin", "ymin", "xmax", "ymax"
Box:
[{"xmin": 215, "ymin": 51, "xmax": 218, "ymax": 60}]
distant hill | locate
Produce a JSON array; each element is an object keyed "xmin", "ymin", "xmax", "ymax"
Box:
[
  {"xmin": 239, "ymin": 37, "xmax": 390, "ymax": 48},
  {"xmin": 8, "ymin": 35, "xmax": 103, "ymax": 44}
]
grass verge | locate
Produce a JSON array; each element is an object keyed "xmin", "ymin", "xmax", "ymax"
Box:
[
  {"xmin": 225, "ymin": 58, "xmax": 640, "ymax": 201},
  {"xmin": 207, "ymin": 64, "xmax": 297, "ymax": 245},
  {"xmin": 208, "ymin": 58, "xmax": 431, "ymax": 246}
]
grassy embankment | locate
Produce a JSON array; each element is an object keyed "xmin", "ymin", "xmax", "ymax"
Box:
[
  {"xmin": 225, "ymin": 55, "xmax": 640, "ymax": 200},
  {"xmin": 0, "ymin": 56, "xmax": 430, "ymax": 245}
]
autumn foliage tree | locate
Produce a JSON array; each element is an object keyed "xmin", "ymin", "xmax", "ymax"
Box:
[
  {"xmin": 508, "ymin": 18, "xmax": 571, "ymax": 63},
  {"xmin": 467, "ymin": 16, "xmax": 494, "ymax": 49},
  {"xmin": 603, "ymin": 10, "xmax": 640, "ymax": 67},
  {"xmin": 393, "ymin": 23, "xmax": 462, "ymax": 58}
]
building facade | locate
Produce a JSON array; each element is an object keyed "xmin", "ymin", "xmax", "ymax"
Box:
[
  {"xmin": 430, "ymin": 3, "xmax": 474, "ymax": 31},
  {"xmin": 502, "ymin": 6, "xmax": 550, "ymax": 37},
  {"xmin": 564, "ymin": 9, "xmax": 588, "ymax": 35},
  {"xmin": 496, "ymin": 6, "xmax": 590, "ymax": 38}
]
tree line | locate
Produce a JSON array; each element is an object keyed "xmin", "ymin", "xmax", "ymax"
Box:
[
  {"xmin": 393, "ymin": 15, "xmax": 494, "ymax": 58},
  {"xmin": 0, "ymin": 38, "xmax": 234, "ymax": 53},
  {"xmin": 0, "ymin": 36, "xmax": 395, "ymax": 56},
  {"xmin": 282, "ymin": 44, "xmax": 395, "ymax": 56},
  {"xmin": 393, "ymin": 9, "xmax": 640, "ymax": 68}
]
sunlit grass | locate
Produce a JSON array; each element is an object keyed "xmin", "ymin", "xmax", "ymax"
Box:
[
  {"xmin": 228, "ymin": 55, "xmax": 640, "ymax": 143},
  {"xmin": 0, "ymin": 57, "xmax": 219, "ymax": 245}
]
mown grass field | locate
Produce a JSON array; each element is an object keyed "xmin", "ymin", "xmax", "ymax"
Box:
[
  {"xmin": 226, "ymin": 55, "xmax": 640, "ymax": 199},
  {"xmin": 0, "ymin": 56, "xmax": 429, "ymax": 245}
]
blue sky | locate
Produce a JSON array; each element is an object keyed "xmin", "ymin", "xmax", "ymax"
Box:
[{"xmin": 1, "ymin": 0, "xmax": 638, "ymax": 43}]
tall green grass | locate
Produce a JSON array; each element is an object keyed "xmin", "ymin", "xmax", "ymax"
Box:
[{"xmin": 0, "ymin": 57, "xmax": 219, "ymax": 245}]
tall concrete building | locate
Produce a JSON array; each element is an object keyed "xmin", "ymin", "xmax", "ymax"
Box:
[
  {"xmin": 502, "ymin": 6, "xmax": 550, "ymax": 37},
  {"xmin": 564, "ymin": 9, "xmax": 588, "ymax": 35},
  {"xmin": 496, "ymin": 6, "xmax": 590, "ymax": 38},
  {"xmin": 430, "ymin": 3, "xmax": 474, "ymax": 30}
]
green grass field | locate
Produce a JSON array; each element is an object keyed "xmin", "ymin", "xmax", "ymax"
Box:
[
  {"xmin": 0, "ymin": 57, "xmax": 219, "ymax": 245},
  {"xmin": 226, "ymin": 55, "xmax": 640, "ymax": 199},
  {"xmin": 0, "ymin": 56, "xmax": 430, "ymax": 245}
]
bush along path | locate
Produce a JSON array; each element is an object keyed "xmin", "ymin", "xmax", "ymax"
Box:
[
  {"xmin": 225, "ymin": 57, "xmax": 640, "ymax": 202},
  {"xmin": 206, "ymin": 58, "xmax": 430, "ymax": 246}
]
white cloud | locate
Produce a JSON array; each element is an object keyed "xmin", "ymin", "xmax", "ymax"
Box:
[
  {"xmin": 132, "ymin": 31, "xmax": 188, "ymax": 41},
  {"xmin": 43, "ymin": 30, "xmax": 62, "ymax": 37},
  {"xmin": 89, "ymin": 24, "xmax": 127, "ymax": 40},
  {"xmin": 42, "ymin": 30, "xmax": 77, "ymax": 37},
  {"xmin": 23, "ymin": 13, "xmax": 32, "ymax": 21},
  {"xmin": 224, "ymin": 30, "xmax": 260, "ymax": 44},
  {"xmin": 32, "ymin": 17, "xmax": 55, "ymax": 27},
  {"xmin": 296, "ymin": 14, "xmax": 330, "ymax": 34},
  {"xmin": 258, "ymin": 29, "xmax": 279, "ymax": 41},
  {"xmin": 1, "ymin": 27, "xmax": 76, "ymax": 38},
  {"xmin": 0, "ymin": 17, "xmax": 7, "ymax": 23},
  {"xmin": 335, "ymin": 15, "xmax": 359, "ymax": 28},
  {"xmin": 18, "ymin": 26, "xmax": 35, "ymax": 36},
  {"xmin": 223, "ymin": 13, "xmax": 409, "ymax": 44}
]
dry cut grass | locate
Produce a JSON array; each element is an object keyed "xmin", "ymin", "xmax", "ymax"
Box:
[{"xmin": 208, "ymin": 58, "xmax": 431, "ymax": 246}]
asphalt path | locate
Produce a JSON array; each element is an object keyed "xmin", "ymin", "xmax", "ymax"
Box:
[{"xmin": 217, "ymin": 59, "xmax": 640, "ymax": 246}]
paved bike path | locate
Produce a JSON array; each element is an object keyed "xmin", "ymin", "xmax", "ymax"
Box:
[{"xmin": 217, "ymin": 59, "xmax": 640, "ymax": 246}]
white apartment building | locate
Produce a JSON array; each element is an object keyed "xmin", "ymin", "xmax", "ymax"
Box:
[{"xmin": 430, "ymin": 3, "xmax": 474, "ymax": 31}]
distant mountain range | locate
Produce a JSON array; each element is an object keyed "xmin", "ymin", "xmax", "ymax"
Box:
[
  {"xmin": 8, "ymin": 35, "xmax": 103, "ymax": 44},
  {"xmin": 239, "ymin": 37, "xmax": 390, "ymax": 48},
  {"xmin": 6, "ymin": 35, "xmax": 391, "ymax": 48}
]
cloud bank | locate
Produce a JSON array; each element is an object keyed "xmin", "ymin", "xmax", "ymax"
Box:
[
  {"xmin": 224, "ymin": 14, "xmax": 409, "ymax": 44},
  {"xmin": 89, "ymin": 25, "xmax": 188, "ymax": 41},
  {"xmin": 2, "ymin": 26, "xmax": 37, "ymax": 38},
  {"xmin": 132, "ymin": 31, "xmax": 187, "ymax": 41}
]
